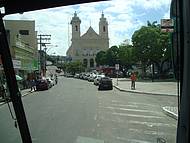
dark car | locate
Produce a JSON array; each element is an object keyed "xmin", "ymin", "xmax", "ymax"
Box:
[
  {"xmin": 98, "ymin": 77, "xmax": 113, "ymax": 90},
  {"xmin": 36, "ymin": 79, "xmax": 49, "ymax": 91}
]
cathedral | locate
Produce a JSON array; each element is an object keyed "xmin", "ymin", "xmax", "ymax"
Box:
[{"xmin": 66, "ymin": 12, "xmax": 109, "ymax": 69}]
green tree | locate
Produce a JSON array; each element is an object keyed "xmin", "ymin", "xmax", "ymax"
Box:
[
  {"xmin": 95, "ymin": 51, "xmax": 107, "ymax": 66},
  {"xmin": 65, "ymin": 61, "xmax": 84, "ymax": 74},
  {"xmin": 159, "ymin": 32, "xmax": 172, "ymax": 73},
  {"xmin": 106, "ymin": 46, "xmax": 119, "ymax": 66},
  {"xmin": 118, "ymin": 45, "xmax": 134, "ymax": 76},
  {"xmin": 147, "ymin": 20, "xmax": 157, "ymax": 27},
  {"xmin": 132, "ymin": 22, "xmax": 171, "ymax": 78}
]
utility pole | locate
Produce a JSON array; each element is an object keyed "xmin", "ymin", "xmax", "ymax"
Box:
[{"xmin": 37, "ymin": 34, "xmax": 51, "ymax": 77}]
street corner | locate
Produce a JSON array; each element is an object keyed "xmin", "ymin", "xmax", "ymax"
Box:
[{"xmin": 162, "ymin": 106, "xmax": 178, "ymax": 120}]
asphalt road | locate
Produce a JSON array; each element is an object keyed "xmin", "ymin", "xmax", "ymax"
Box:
[{"xmin": 0, "ymin": 77, "xmax": 177, "ymax": 143}]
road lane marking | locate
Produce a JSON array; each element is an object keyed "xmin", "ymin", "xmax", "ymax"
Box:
[
  {"xmin": 111, "ymin": 103, "xmax": 138, "ymax": 108},
  {"xmin": 129, "ymin": 128, "xmax": 166, "ymax": 136},
  {"xmin": 98, "ymin": 115, "xmax": 123, "ymax": 123},
  {"xmin": 129, "ymin": 120, "xmax": 176, "ymax": 128},
  {"xmin": 114, "ymin": 136, "xmax": 152, "ymax": 143},
  {"xmin": 128, "ymin": 102, "xmax": 158, "ymax": 107},
  {"xmin": 112, "ymin": 112, "xmax": 163, "ymax": 119},
  {"xmin": 111, "ymin": 100, "xmax": 126, "ymax": 104},
  {"xmin": 99, "ymin": 106, "xmax": 162, "ymax": 114}
]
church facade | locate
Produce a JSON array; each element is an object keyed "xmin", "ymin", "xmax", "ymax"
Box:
[{"xmin": 66, "ymin": 12, "xmax": 109, "ymax": 69}]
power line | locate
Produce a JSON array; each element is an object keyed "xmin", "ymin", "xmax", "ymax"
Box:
[{"xmin": 37, "ymin": 34, "xmax": 51, "ymax": 76}]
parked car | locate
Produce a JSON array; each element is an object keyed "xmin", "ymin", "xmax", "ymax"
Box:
[
  {"xmin": 94, "ymin": 74, "xmax": 105, "ymax": 85},
  {"xmin": 79, "ymin": 73, "xmax": 85, "ymax": 79},
  {"xmin": 82, "ymin": 73, "xmax": 89, "ymax": 80},
  {"xmin": 88, "ymin": 73, "xmax": 97, "ymax": 82},
  {"xmin": 98, "ymin": 77, "xmax": 113, "ymax": 90},
  {"xmin": 36, "ymin": 79, "xmax": 49, "ymax": 91},
  {"xmin": 66, "ymin": 74, "xmax": 74, "ymax": 78},
  {"xmin": 74, "ymin": 73, "xmax": 80, "ymax": 78},
  {"xmin": 46, "ymin": 77, "xmax": 54, "ymax": 88}
]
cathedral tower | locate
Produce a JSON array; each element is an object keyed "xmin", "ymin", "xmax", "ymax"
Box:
[
  {"xmin": 99, "ymin": 12, "xmax": 108, "ymax": 39},
  {"xmin": 70, "ymin": 12, "xmax": 81, "ymax": 40}
]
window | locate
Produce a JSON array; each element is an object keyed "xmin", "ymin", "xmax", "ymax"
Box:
[
  {"xmin": 90, "ymin": 58, "xmax": 94, "ymax": 67},
  {"xmin": 83, "ymin": 59, "xmax": 88, "ymax": 67},
  {"xmin": 75, "ymin": 25, "xmax": 78, "ymax": 31},
  {"xmin": 103, "ymin": 26, "xmax": 106, "ymax": 32},
  {"xmin": 19, "ymin": 30, "xmax": 29, "ymax": 35}
]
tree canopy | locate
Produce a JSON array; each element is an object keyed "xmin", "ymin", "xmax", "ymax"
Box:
[{"xmin": 132, "ymin": 21, "xmax": 171, "ymax": 74}]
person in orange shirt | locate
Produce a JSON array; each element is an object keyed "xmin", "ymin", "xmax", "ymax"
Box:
[{"xmin": 130, "ymin": 72, "xmax": 137, "ymax": 90}]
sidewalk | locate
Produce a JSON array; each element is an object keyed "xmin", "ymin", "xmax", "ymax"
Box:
[
  {"xmin": 112, "ymin": 78, "xmax": 178, "ymax": 120},
  {"xmin": 112, "ymin": 78, "xmax": 178, "ymax": 96},
  {"xmin": 0, "ymin": 88, "xmax": 33, "ymax": 106}
]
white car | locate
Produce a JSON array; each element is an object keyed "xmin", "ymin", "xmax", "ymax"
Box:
[
  {"xmin": 88, "ymin": 73, "xmax": 97, "ymax": 82},
  {"xmin": 94, "ymin": 74, "xmax": 105, "ymax": 85},
  {"xmin": 46, "ymin": 77, "xmax": 55, "ymax": 88}
]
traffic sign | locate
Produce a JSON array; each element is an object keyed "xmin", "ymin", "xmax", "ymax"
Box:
[
  {"xmin": 161, "ymin": 19, "xmax": 174, "ymax": 33},
  {"xmin": 115, "ymin": 64, "xmax": 119, "ymax": 70}
]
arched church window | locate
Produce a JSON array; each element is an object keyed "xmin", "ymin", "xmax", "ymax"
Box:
[
  {"xmin": 103, "ymin": 26, "xmax": 106, "ymax": 32},
  {"xmin": 90, "ymin": 59, "xmax": 94, "ymax": 68},
  {"xmin": 83, "ymin": 59, "xmax": 88, "ymax": 67},
  {"xmin": 75, "ymin": 25, "xmax": 78, "ymax": 31}
]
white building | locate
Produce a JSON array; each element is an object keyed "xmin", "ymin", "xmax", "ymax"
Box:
[{"xmin": 66, "ymin": 12, "xmax": 109, "ymax": 69}]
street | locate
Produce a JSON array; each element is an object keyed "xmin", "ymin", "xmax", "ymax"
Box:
[{"xmin": 0, "ymin": 76, "xmax": 177, "ymax": 143}]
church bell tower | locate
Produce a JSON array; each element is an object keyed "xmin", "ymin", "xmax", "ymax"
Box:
[
  {"xmin": 71, "ymin": 12, "xmax": 81, "ymax": 40},
  {"xmin": 99, "ymin": 12, "xmax": 108, "ymax": 39}
]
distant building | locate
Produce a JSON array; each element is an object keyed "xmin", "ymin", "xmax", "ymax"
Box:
[
  {"xmin": 4, "ymin": 20, "xmax": 38, "ymax": 78},
  {"xmin": 66, "ymin": 12, "xmax": 109, "ymax": 69}
]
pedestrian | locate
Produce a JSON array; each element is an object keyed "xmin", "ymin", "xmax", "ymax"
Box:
[
  {"xmin": 55, "ymin": 74, "xmax": 58, "ymax": 84},
  {"xmin": 130, "ymin": 72, "xmax": 137, "ymax": 90},
  {"xmin": 29, "ymin": 78, "xmax": 35, "ymax": 92},
  {"xmin": 29, "ymin": 79, "xmax": 33, "ymax": 91}
]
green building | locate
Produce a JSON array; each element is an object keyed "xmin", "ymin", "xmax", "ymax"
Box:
[{"xmin": 4, "ymin": 20, "xmax": 38, "ymax": 80}]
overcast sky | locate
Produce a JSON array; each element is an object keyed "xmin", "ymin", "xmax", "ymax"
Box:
[{"xmin": 3, "ymin": 0, "xmax": 171, "ymax": 56}]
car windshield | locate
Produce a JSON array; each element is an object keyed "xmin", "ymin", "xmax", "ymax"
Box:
[{"xmin": 0, "ymin": 0, "xmax": 180, "ymax": 143}]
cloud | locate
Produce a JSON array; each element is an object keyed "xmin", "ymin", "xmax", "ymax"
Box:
[
  {"xmin": 3, "ymin": 0, "xmax": 171, "ymax": 56},
  {"xmin": 132, "ymin": 0, "xmax": 171, "ymax": 10}
]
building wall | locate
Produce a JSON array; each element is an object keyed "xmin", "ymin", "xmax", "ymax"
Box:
[
  {"xmin": 67, "ymin": 13, "xmax": 109, "ymax": 69},
  {"xmin": 68, "ymin": 38, "xmax": 108, "ymax": 68},
  {"xmin": 4, "ymin": 20, "xmax": 37, "ymax": 50},
  {"xmin": 4, "ymin": 20, "xmax": 38, "ymax": 76}
]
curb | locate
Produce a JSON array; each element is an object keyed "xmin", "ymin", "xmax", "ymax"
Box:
[
  {"xmin": 113, "ymin": 85, "xmax": 177, "ymax": 96},
  {"xmin": 162, "ymin": 106, "xmax": 178, "ymax": 120}
]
